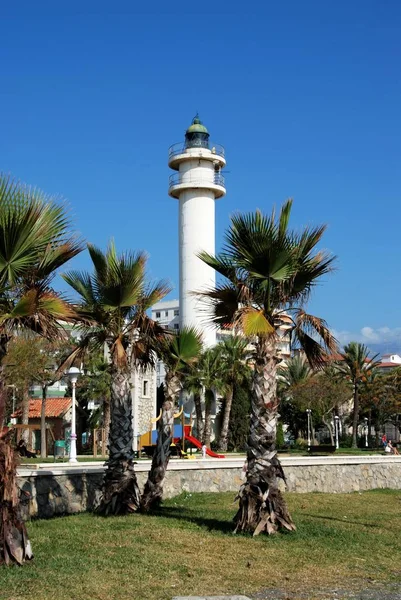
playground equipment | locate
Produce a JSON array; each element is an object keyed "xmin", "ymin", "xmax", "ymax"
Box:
[{"xmin": 139, "ymin": 409, "xmax": 225, "ymax": 458}]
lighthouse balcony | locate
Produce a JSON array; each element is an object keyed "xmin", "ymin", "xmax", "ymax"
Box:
[
  {"xmin": 168, "ymin": 142, "xmax": 226, "ymax": 170},
  {"xmin": 168, "ymin": 172, "xmax": 226, "ymax": 199}
]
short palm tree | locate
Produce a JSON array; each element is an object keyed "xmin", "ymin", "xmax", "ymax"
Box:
[
  {"xmin": 337, "ymin": 342, "xmax": 380, "ymax": 448},
  {"xmin": 196, "ymin": 347, "xmax": 226, "ymax": 447},
  {"xmin": 277, "ymin": 355, "xmax": 314, "ymax": 440},
  {"xmin": 0, "ymin": 174, "xmax": 83, "ymax": 565},
  {"xmin": 141, "ymin": 326, "xmax": 202, "ymax": 511},
  {"xmin": 198, "ymin": 200, "xmax": 337, "ymax": 535},
  {"xmin": 63, "ymin": 241, "xmax": 170, "ymax": 515},
  {"xmin": 183, "ymin": 365, "xmax": 204, "ymax": 441},
  {"xmin": 217, "ymin": 335, "xmax": 251, "ymax": 451}
]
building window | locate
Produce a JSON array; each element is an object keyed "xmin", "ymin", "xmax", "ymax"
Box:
[
  {"xmin": 174, "ymin": 309, "xmax": 179, "ymax": 316},
  {"xmin": 143, "ymin": 380, "xmax": 149, "ymax": 396},
  {"xmin": 165, "ymin": 311, "xmax": 169, "ymax": 317},
  {"xmin": 174, "ymin": 324, "xmax": 179, "ymax": 330},
  {"xmin": 155, "ymin": 311, "xmax": 161, "ymax": 318}
]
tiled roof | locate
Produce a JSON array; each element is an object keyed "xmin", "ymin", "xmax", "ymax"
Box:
[
  {"xmin": 12, "ymin": 398, "xmax": 71, "ymax": 419},
  {"xmin": 379, "ymin": 362, "xmax": 400, "ymax": 368}
]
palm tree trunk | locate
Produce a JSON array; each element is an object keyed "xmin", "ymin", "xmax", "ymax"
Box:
[
  {"xmin": 103, "ymin": 398, "xmax": 110, "ymax": 453},
  {"xmin": 140, "ymin": 399, "xmax": 174, "ymax": 511},
  {"xmin": 97, "ymin": 367, "xmax": 140, "ymax": 515},
  {"xmin": 40, "ymin": 385, "xmax": 47, "ymax": 458},
  {"xmin": 352, "ymin": 386, "xmax": 359, "ymax": 448},
  {"xmin": 21, "ymin": 389, "xmax": 30, "ymax": 444},
  {"xmin": 140, "ymin": 374, "xmax": 179, "ymax": 511},
  {"xmin": 234, "ymin": 336, "xmax": 295, "ymax": 536},
  {"xmin": 322, "ymin": 413, "xmax": 334, "ymax": 445},
  {"xmin": 0, "ymin": 335, "xmax": 33, "ymax": 565},
  {"xmin": 193, "ymin": 392, "xmax": 204, "ymax": 441},
  {"xmin": 218, "ymin": 387, "xmax": 233, "ymax": 452},
  {"xmin": 203, "ymin": 389, "xmax": 213, "ymax": 448}
]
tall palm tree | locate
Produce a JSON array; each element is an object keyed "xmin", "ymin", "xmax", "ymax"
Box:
[
  {"xmin": 63, "ymin": 241, "xmax": 170, "ymax": 515},
  {"xmin": 337, "ymin": 342, "xmax": 380, "ymax": 448},
  {"xmin": 0, "ymin": 174, "xmax": 83, "ymax": 565},
  {"xmin": 141, "ymin": 327, "xmax": 202, "ymax": 511},
  {"xmin": 198, "ymin": 200, "xmax": 337, "ymax": 535},
  {"xmin": 217, "ymin": 335, "xmax": 251, "ymax": 452}
]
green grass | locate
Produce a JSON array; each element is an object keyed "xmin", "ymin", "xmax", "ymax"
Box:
[{"xmin": 1, "ymin": 490, "xmax": 400, "ymax": 600}]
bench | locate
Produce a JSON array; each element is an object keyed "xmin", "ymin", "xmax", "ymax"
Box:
[{"xmin": 308, "ymin": 445, "xmax": 336, "ymax": 454}]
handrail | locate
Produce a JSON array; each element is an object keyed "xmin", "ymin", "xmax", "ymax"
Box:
[
  {"xmin": 169, "ymin": 172, "xmax": 225, "ymax": 188},
  {"xmin": 168, "ymin": 141, "xmax": 225, "ymax": 159}
]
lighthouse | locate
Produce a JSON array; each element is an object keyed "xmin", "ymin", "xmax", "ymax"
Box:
[{"xmin": 168, "ymin": 116, "xmax": 226, "ymax": 347}]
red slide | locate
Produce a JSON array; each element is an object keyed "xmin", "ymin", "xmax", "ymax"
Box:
[{"xmin": 185, "ymin": 434, "xmax": 225, "ymax": 458}]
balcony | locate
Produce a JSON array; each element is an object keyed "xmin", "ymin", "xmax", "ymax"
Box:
[
  {"xmin": 168, "ymin": 141, "xmax": 226, "ymax": 169},
  {"xmin": 168, "ymin": 171, "xmax": 226, "ymax": 199}
]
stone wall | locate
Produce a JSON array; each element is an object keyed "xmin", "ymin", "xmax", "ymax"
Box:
[{"xmin": 17, "ymin": 456, "xmax": 401, "ymax": 520}]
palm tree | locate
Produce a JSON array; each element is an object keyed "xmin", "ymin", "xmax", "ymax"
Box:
[
  {"xmin": 196, "ymin": 347, "xmax": 226, "ymax": 448},
  {"xmin": 278, "ymin": 355, "xmax": 312, "ymax": 392},
  {"xmin": 183, "ymin": 365, "xmax": 204, "ymax": 441},
  {"xmin": 141, "ymin": 327, "xmax": 202, "ymax": 511},
  {"xmin": 337, "ymin": 342, "xmax": 380, "ymax": 448},
  {"xmin": 277, "ymin": 355, "xmax": 313, "ymax": 441},
  {"xmin": 63, "ymin": 241, "xmax": 170, "ymax": 515},
  {"xmin": 0, "ymin": 174, "xmax": 83, "ymax": 565},
  {"xmin": 217, "ymin": 335, "xmax": 251, "ymax": 452},
  {"xmin": 198, "ymin": 200, "xmax": 337, "ymax": 535}
]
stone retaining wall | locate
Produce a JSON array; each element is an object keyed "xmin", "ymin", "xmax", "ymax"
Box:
[{"xmin": 17, "ymin": 456, "xmax": 401, "ymax": 519}]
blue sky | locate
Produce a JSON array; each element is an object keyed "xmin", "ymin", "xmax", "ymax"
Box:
[{"xmin": 1, "ymin": 1, "xmax": 400, "ymax": 349}]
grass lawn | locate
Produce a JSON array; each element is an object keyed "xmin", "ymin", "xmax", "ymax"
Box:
[{"xmin": 1, "ymin": 490, "xmax": 400, "ymax": 600}]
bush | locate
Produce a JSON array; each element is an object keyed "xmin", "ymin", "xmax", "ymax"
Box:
[
  {"xmin": 227, "ymin": 384, "xmax": 251, "ymax": 451},
  {"xmin": 294, "ymin": 437, "xmax": 308, "ymax": 449}
]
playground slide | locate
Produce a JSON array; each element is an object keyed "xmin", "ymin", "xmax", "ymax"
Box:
[{"xmin": 185, "ymin": 434, "xmax": 225, "ymax": 458}]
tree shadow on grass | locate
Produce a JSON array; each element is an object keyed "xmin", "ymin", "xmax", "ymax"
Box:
[{"xmin": 148, "ymin": 505, "xmax": 235, "ymax": 535}]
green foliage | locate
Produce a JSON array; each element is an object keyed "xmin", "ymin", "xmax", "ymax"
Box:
[
  {"xmin": 62, "ymin": 240, "xmax": 171, "ymax": 371},
  {"xmin": 198, "ymin": 200, "xmax": 338, "ymax": 369},
  {"xmin": 276, "ymin": 421, "xmax": 285, "ymax": 448},
  {"xmin": 227, "ymin": 384, "xmax": 251, "ymax": 451}
]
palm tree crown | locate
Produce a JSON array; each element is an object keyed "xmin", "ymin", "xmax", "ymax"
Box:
[
  {"xmin": 199, "ymin": 199, "xmax": 337, "ymax": 366},
  {"xmin": 63, "ymin": 241, "xmax": 170, "ymax": 369}
]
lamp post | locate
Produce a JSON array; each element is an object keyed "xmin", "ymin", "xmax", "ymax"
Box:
[
  {"xmin": 67, "ymin": 367, "xmax": 80, "ymax": 463},
  {"xmin": 364, "ymin": 417, "xmax": 368, "ymax": 448},
  {"xmin": 306, "ymin": 409, "xmax": 312, "ymax": 447},
  {"xmin": 334, "ymin": 415, "xmax": 340, "ymax": 450}
]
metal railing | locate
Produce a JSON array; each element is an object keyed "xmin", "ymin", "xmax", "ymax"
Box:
[
  {"xmin": 168, "ymin": 141, "xmax": 225, "ymax": 159},
  {"xmin": 168, "ymin": 172, "xmax": 225, "ymax": 188}
]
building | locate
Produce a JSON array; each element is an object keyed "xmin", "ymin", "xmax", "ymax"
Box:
[
  {"xmin": 12, "ymin": 397, "xmax": 78, "ymax": 453},
  {"xmin": 378, "ymin": 353, "xmax": 401, "ymax": 372},
  {"xmin": 168, "ymin": 115, "xmax": 226, "ymax": 348}
]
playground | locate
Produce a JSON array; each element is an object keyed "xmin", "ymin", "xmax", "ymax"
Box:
[{"xmin": 139, "ymin": 410, "xmax": 225, "ymax": 459}]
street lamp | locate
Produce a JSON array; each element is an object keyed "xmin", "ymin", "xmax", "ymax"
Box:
[
  {"xmin": 364, "ymin": 417, "xmax": 368, "ymax": 448},
  {"xmin": 334, "ymin": 415, "xmax": 340, "ymax": 450},
  {"xmin": 67, "ymin": 367, "xmax": 81, "ymax": 463},
  {"xmin": 306, "ymin": 409, "xmax": 312, "ymax": 447}
]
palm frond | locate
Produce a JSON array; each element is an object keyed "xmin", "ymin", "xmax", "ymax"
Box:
[{"xmin": 293, "ymin": 310, "xmax": 338, "ymax": 369}]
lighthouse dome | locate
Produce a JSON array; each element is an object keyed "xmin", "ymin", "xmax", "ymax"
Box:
[{"xmin": 185, "ymin": 115, "xmax": 210, "ymax": 149}]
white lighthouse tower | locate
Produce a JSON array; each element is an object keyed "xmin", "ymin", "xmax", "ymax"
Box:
[{"xmin": 168, "ymin": 116, "xmax": 226, "ymax": 347}]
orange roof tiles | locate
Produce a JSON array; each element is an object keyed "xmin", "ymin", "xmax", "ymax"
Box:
[{"xmin": 12, "ymin": 398, "xmax": 71, "ymax": 419}]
